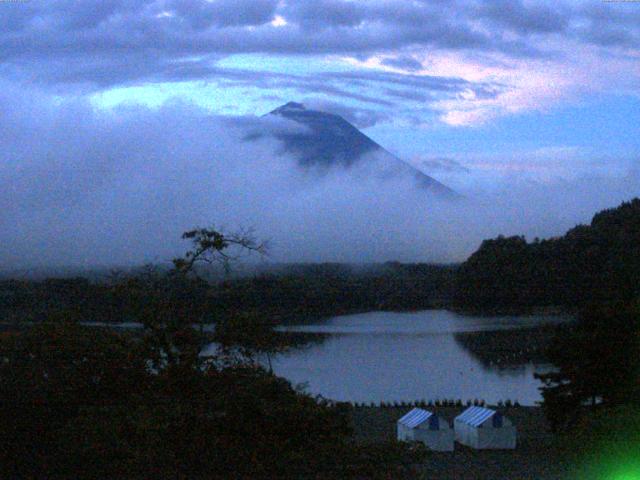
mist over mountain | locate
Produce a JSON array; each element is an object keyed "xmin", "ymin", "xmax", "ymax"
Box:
[
  {"xmin": 0, "ymin": 86, "xmax": 637, "ymax": 271},
  {"xmin": 253, "ymin": 102, "xmax": 456, "ymax": 197}
]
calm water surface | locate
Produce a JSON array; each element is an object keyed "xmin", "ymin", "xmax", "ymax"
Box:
[{"xmin": 273, "ymin": 310, "xmax": 569, "ymax": 406}]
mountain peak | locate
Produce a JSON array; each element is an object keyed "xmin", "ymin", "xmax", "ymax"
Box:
[
  {"xmin": 271, "ymin": 102, "xmax": 307, "ymax": 115},
  {"xmin": 258, "ymin": 102, "xmax": 457, "ymax": 198}
]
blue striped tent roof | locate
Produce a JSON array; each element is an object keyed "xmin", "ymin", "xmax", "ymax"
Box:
[
  {"xmin": 455, "ymin": 406, "xmax": 497, "ymax": 427},
  {"xmin": 398, "ymin": 408, "xmax": 433, "ymax": 428}
]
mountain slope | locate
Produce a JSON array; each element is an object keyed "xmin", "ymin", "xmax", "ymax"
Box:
[{"xmin": 262, "ymin": 102, "xmax": 457, "ymax": 197}]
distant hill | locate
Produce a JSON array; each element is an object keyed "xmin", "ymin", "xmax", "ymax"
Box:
[
  {"xmin": 454, "ymin": 198, "xmax": 640, "ymax": 312},
  {"xmin": 252, "ymin": 102, "xmax": 457, "ymax": 198}
]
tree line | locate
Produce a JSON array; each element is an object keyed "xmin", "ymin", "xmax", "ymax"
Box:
[
  {"xmin": 0, "ymin": 262, "xmax": 455, "ymax": 326},
  {"xmin": 453, "ymin": 198, "xmax": 640, "ymax": 312}
]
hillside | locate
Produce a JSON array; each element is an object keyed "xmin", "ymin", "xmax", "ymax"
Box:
[{"xmin": 454, "ymin": 198, "xmax": 640, "ymax": 312}]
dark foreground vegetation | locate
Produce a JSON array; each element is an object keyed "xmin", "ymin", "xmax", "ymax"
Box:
[
  {"xmin": 0, "ymin": 230, "xmax": 426, "ymax": 478},
  {"xmin": 0, "ymin": 322, "xmax": 425, "ymax": 478},
  {"xmin": 1, "ymin": 198, "xmax": 639, "ymax": 478}
]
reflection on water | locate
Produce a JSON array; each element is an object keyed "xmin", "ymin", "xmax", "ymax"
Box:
[
  {"xmin": 278, "ymin": 310, "xmax": 568, "ymax": 335},
  {"xmin": 273, "ymin": 310, "xmax": 568, "ymax": 405}
]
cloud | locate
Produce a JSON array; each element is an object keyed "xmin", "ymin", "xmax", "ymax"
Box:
[
  {"xmin": 0, "ymin": 0, "xmax": 638, "ymax": 127},
  {"xmin": 0, "ymin": 85, "xmax": 440, "ymax": 268},
  {"xmin": 284, "ymin": 0, "xmax": 366, "ymax": 30},
  {"xmin": 380, "ymin": 55, "xmax": 424, "ymax": 72},
  {"xmin": 575, "ymin": 3, "xmax": 640, "ymax": 48},
  {"xmin": 477, "ymin": 0, "xmax": 570, "ymax": 35},
  {"xmin": 166, "ymin": 0, "xmax": 279, "ymax": 29},
  {"xmin": 417, "ymin": 157, "xmax": 471, "ymax": 174},
  {"xmin": 421, "ymin": 146, "xmax": 640, "ymax": 193},
  {"xmin": 298, "ymin": 99, "xmax": 390, "ymax": 129},
  {"xmin": 1, "ymin": 86, "xmax": 638, "ymax": 271},
  {"xmin": 3, "ymin": 0, "xmax": 638, "ymax": 91}
]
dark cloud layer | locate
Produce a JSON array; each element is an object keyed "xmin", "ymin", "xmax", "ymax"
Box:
[
  {"xmin": 478, "ymin": 0, "xmax": 569, "ymax": 35},
  {"xmin": 380, "ymin": 55, "xmax": 424, "ymax": 72},
  {"xmin": 167, "ymin": 0, "xmax": 279, "ymax": 28},
  {"xmin": 0, "ymin": 0, "xmax": 637, "ymax": 91}
]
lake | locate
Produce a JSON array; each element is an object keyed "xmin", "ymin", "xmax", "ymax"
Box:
[{"xmin": 272, "ymin": 310, "xmax": 569, "ymax": 406}]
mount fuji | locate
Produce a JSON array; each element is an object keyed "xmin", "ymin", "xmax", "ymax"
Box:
[{"xmin": 253, "ymin": 102, "xmax": 457, "ymax": 198}]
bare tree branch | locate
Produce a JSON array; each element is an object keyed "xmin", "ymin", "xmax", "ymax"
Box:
[{"xmin": 172, "ymin": 227, "xmax": 267, "ymax": 276}]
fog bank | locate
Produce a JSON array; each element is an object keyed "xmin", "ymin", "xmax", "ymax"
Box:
[{"xmin": 1, "ymin": 89, "xmax": 638, "ymax": 270}]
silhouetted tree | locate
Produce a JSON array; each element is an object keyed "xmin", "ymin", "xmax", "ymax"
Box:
[
  {"xmin": 536, "ymin": 304, "xmax": 640, "ymax": 431},
  {"xmin": 0, "ymin": 322, "xmax": 152, "ymax": 477}
]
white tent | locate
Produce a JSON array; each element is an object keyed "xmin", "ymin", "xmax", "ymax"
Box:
[
  {"xmin": 397, "ymin": 408, "xmax": 454, "ymax": 452},
  {"xmin": 454, "ymin": 406, "xmax": 516, "ymax": 449}
]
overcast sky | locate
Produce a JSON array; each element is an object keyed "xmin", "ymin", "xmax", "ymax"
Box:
[{"xmin": 1, "ymin": 0, "xmax": 639, "ymax": 269}]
